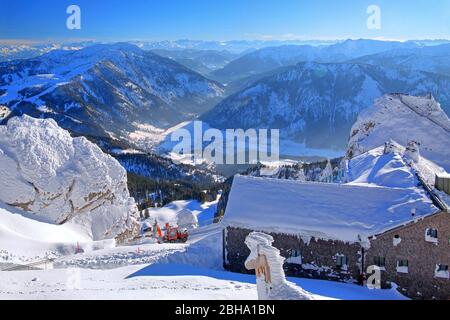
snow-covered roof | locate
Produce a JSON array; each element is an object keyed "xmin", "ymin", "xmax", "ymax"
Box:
[
  {"xmin": 436, "ymin": 172, "xmax": 450, "ymax": 179},
  {"xmin": 223, "ymin": 175, "xmax": 437, "ymax": 242}
]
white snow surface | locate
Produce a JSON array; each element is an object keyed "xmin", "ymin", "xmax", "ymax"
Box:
[
  {"xmin": 143, "ymin": 199, "xmax": 219, "ymax": 229},
  {"xmin": 347, "ymin": 142, "xmax": 446, "ymax": 188},
  {"xmin": 0, "ymin": 222, "xmax": 407, "ymax": 300},
  {"xmin": 0, "ymin": 205, "xmax": 93, "ymax": 264},
  {"xmin": 223, "ymin": 175, "xmax": 436, "ymax": 242},
  {"xmin": 348, "ymin": 145, "xmax": 417, "ymax": 188},
  {"xmin": 176, "ymin": 209, "xmax": 199, "ymax": 230},
  {"xmin": 0, "ymin": 116, "xmax": 139, "ymax": 241},
  {"xmin": 348, "ymin": 94, "xmax": 450, "ymax": 171}
]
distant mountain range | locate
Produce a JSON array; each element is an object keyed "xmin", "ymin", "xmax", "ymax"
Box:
[
  {"xmin": 210, "ymin": 39, "xmax": 421, "ymax": 83},
  {"xmin": 0, "ymin": 42, "xmax": 94, "ymax": 62},
  {"xmin": 0, "ymin": 43, "xmax": 224, "ymax": 141},
  {"xmin": 0, "ymin": 39, "xmax": 340, "ymax": 62},
  {"xmin": 203, "ymin": 61, "xmax": 450, "ymax": 150},
  {"xmin": 132, "ymin": 39, "xmax": 339, "ymax": 53},
  {"xmin": 350, "ymin": 43, "xmax": 450, "ymax": 76},
  {"xmin": 1, "ymin": 39, "xmax": 450, "ymax": 160},
  {"xmin": 150, "ymin": 49, "xmax": 240, "ymax": 76}
]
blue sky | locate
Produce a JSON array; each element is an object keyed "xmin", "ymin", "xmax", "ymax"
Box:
[{"xmin": 1, "ymin": 0, "xmax": 449, "ymax": 42}]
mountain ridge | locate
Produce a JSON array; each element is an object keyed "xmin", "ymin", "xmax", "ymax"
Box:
[
  {"xmin": 203, "ymin": 61, "xmax": 450, "ymax": 150},
  {"xmin": 0, "ymin": 43, "xmax": 225, "ymax": 143}
]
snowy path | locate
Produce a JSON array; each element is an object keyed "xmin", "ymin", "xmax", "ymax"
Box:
[
  {"xmin": 0, "ymin": 262, "xmax": 407, "ymax": 300},
  {"xmin": 54, "ymin": 223, "xmax": 223, "ymax": 270},
  {"xmin": 0, "ymin": 265, "xmax": 257, "ymax": 300}
]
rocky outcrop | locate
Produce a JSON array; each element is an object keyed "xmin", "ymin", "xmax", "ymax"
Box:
[{"xmin": 0, "ymin": 116, "xmax": 139, "ymax": 241}]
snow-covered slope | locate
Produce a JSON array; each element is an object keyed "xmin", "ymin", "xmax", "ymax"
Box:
[
  {"xmin": 348, "ymin": 94, "xmax": 450, "ymax": 171},
  {"xmin": 0, "ymin": 116, "xmax": 139, "ymax": 241},
  {"xmin": 204, "ymin": 62, "xmax": 450, "ymax": 150},
  {"xmin": 347, "ymin": 145, "xmax": 417, "ymax": 188},
  {"xmin": 0, "ymin": 205, "xmax": 104, "ymax": 264},
  {"xmin": 0, "ymin": 43, "xmax": 224, "ymax": 143},
  {"xmin": 347, "ymin": 142, "xmax": 446, "ymax": 187}
]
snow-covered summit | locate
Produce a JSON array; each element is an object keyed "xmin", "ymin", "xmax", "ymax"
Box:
[
  {"xmin": 0, "ymin": 116, "xmax": 139, "ymax": 241},
  {"xmin": 348, "ymin": 94, "xmax": 450, "ymax": 171}
]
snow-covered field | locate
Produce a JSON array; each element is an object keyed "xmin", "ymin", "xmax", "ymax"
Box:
[
  {"xmin": 0, "ymin": 263, "xmax": 407, "ymax": 300},
  {"xmin": 0, "ymin": 223, "xmax": 407, "ymax": 300}
]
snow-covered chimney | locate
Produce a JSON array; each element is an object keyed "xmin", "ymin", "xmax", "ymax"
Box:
[{"xmin": 405, "ymin": 140, "xmax": 421, "ymax": 163}]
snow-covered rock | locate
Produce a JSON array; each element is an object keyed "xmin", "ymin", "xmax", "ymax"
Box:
[
  {"xmin": 348, "ymin": 94, "xmax": 450, "ymax": 171},
  {"xmin": 0, "ymin": 115, "xmax": 139, "ymax": 241},
  {"xmin": 176, "ymin": 209, "xmax": 199, "ymax": 230}
]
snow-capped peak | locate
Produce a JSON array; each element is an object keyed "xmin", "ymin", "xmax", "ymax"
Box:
[{"xmin": 348, "ymin": 94, "xmax": 450, "ymax": 171}]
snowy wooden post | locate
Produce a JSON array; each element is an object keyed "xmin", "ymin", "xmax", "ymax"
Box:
[
  {"xmin": 244, "ymin": 232, "xmax": 314, "ymax": 300},
  {"xmin": 244, "ymin": 232, "xmax": 272, "ymax": 300}
]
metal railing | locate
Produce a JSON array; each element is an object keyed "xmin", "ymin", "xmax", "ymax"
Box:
[
  {"xmin": 415, "ymin": 172, "xmax": 449, "ymax": 212},
  {"xmin": 0, "ymin": 258, "xmax": 55, "ymax": 272}
]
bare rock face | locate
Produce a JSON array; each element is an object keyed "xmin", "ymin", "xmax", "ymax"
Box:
[{"xmin": 0, "ymin": 115, "xmax": 139, "ymax": 241}]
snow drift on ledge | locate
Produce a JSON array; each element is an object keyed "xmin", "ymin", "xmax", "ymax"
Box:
[
  {"xmin": 0, "ymin": 116, "xmax": 139, "ymax": 241},
  {"xmin": 348, "ymin": 93, "xmax": 450, "ymax": 171}
]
